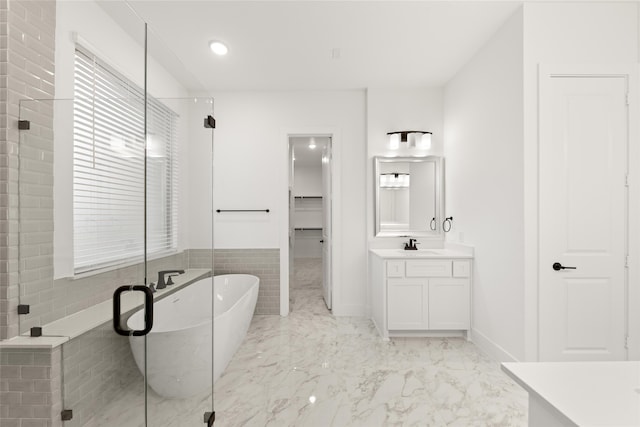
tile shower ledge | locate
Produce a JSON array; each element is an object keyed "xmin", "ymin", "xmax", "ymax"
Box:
[{"xmin": 0, "ymin": 268, "xmax": 210, "ymax": 349}]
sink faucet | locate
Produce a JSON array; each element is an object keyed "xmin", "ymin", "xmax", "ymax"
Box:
[
  {"xmin": 404, "ymin": 238, "xmax": 419, "ymax": 250},
  {"xmin": 156, "ymin": 269, "xmax": 185, "ymax": 290}
]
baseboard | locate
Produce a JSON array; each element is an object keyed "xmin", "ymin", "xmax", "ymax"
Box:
[
  {"xmin": 371, "ymin": 317, "xmax": 387, "ymax": 340},
  {"xmin": 470, "ymin": 329, "xmax": 520, "ymax": 363},
  {"xmin": 332, "ymin": 303, "xmax": 366, "ymax": 317}
]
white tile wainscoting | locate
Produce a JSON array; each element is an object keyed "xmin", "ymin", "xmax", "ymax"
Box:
[{"xmin": 189, "ymin": 249, "xmax": 280, "ymax": 315}]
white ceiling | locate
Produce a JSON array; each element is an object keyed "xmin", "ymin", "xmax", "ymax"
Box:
[{"xmin": 121, "ymin": 1, "xmax": 522, "ymax": 92}]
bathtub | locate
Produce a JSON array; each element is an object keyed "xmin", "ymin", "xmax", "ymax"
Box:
[{"xmin": 127, "ymin": 274, "xmax": 259, "ymax": 399}]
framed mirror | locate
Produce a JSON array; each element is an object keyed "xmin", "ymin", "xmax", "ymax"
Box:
[{"xmin": 374, "ymin": 156, "xmax": 444, "ymax": 237}]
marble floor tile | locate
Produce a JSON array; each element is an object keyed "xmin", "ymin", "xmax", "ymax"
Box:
[
  {"xmin": 89, "ymin": 271, "xmax": 527, "ymax": 426},
  {"xmin": 292, "ymin": 258, "xmax": 323, "ymax": 290},
  {"xmin": 210, "ymin": 274, "xmax": 527, "ymax": 426}
]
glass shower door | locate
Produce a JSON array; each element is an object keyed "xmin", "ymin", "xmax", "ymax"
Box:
[
  {"xmin": 15, "ymin": 3, "xmax": 216, "ymax": 426},
  {"xmin": 143, "ymin": 96, "xmax": 215, "ymax": 427},
  {"xmin": 16, "ymin": 0, "xmax": 152, "ymax": 423},
  {"xmin": 144, "ymin": 23, "xmax": 216, "ymax": 427},
  {"xmin": 18, "ymin": 91, "xmax": 149, "ymax": 426}
]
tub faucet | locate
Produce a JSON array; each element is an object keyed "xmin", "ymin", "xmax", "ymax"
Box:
[{"xmin": 157, "ymin": 269, "xmax": 185, "ymax": 290}]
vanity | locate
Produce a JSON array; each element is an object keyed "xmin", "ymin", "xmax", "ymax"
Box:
[
  {"xmin": 369, "ymin": 248, "xmax": 472, "ymax": 340},
  {"xmin": 370, "ymin": 155, "xmax": 473, "ymax": 339}
]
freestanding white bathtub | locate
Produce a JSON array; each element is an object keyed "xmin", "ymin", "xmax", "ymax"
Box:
[{"xmin": 127, "ymin": 274, "xmax": 259, "ymax": 399}]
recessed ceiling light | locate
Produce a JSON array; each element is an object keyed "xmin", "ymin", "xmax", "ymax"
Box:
[
  {"xmin": 309, "ymin": 137, "xmax": 316, "ymax": 150},
  {"xmin": 209, "ymin": 40, "xmax": 228, "ymax": 56}
]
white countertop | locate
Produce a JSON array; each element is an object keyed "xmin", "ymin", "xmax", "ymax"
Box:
[
  {"xmin": 369, "ymin": 248, "xmax": 473, "ymax": 259},
  {"xmin": 0, "ymin": 269, "xmax": 210, "ymax": 349},
  {"xmin": 502, "ymin": 361, "xmax": 640, "ymax": 426}
]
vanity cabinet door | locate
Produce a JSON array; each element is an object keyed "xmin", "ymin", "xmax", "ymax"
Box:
[
  {"xmin": 387, "ymin": 279, "xmax": 429, "ymax": 330},
  {"xmin": 428, "ymin": 278, "xmax": 470, "ymax": 330}
]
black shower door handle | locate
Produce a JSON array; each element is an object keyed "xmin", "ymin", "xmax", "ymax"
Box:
[{"xmin": 113, "ymin": 285, "xmax": 154, "ymax": 336}]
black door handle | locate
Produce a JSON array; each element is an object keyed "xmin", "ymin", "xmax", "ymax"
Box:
[
  {"xmin": 552, "ymin": 262, "xmax": 577, "ymax": 271},
  {"xmin": 320, "ymin": 240, "xmax": 324, "ymax": 243},
  {"xmin": 113, "ymin": 285, "xmax": 154, "ymax": 336}
]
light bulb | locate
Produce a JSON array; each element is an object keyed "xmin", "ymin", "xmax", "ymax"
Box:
[
  {"xmin": 417, "ymin": 132, "xmax": 432, "ymax": 150},
  {"xmin": 209, "ymin": 41, "xmax": 228, "ymax": 56},
  {"xmin": 388, "ymin": 133, "xmax": 400, "ymax": 150}
]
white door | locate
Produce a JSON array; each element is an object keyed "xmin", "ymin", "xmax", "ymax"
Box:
[
  {"xmin": 539, "ymin": 72, "xmax": 628, "ymax": 361},
  {"xmin": 288, "ymin": 143, "xmax": 296, "ymax": 290},
  {"xmin": 321, "ymin": 140, "xmax": 332, "ymax": 309}
]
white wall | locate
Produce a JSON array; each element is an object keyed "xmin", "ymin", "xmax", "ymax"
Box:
[
  {"xmin": 521, "ymin": 1, "xmax": 639, "ymax": 361},
  {"xmin": 366, "ymin": 88, "xmax": 444, "ymax": 250},
  {"xmin": 293, "ymin": 166, "xmax": 323, "ymax": 230},
  {"xmin": 444, "ymin": 8, "xmax": 524, "ymax": 361},
  {"xmin": 294, "ymin": 165, "xmax": 322, "ymax": 197},
  {"xmin": 187, "ymin": 90, "xmax": 367, "ymax": 316},
  {"xmin": 53, "ymin": 1, "xmax": 191, "ymax": 278},
  {"xmin": 444, "ymin": 1, "xmax": 640, "ymax": 363}
]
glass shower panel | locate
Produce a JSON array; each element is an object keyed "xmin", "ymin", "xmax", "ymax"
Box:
[
  {"xmin": 142, "ymin": 95, "xmax": 215, "ymax": 426},
  {"xmin": 15, "ymin": 5, "xmax": 216, "ymax": 427},
  {"xmin": 15, "ymin": 1, "xmax": 151, "ymax": 424},
  {"xmin": 143, "ymin": 19, "xmax": 215, "ymax": 424},
  {"xmin": 18, "ymin": 92, "xmax": 148, "ymax": 426}
]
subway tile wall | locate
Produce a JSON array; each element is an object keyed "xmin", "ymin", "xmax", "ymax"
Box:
[
  {"xmin": 189, "ymin": 249, "xmax": 280, "ymax": 315},
  {"xmin": 0, "ymin": 347, "xmax": 62, "ymax": 427},
  {"xmin": 18, "ymin": 247, "xmax": 279, "ymax": 330},
  {"xmin": 20, "ymin": 251, "xmax": 188, "ymax": 334},
  {"xmin": 61, "ymin": 322, "xmax": 141, "ymax": 427},
  {"xmin": 0, "ymin": 0, "xmax": 57, "ymax": 341}
]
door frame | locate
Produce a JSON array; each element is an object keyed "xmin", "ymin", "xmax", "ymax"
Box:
[
  {"xmin": 281, "ymin": 128, "xmax": 341, "ymax": 316},
  {"xmin": 530, "ymin": 64, "xmax": 640, "ymax": 361}
]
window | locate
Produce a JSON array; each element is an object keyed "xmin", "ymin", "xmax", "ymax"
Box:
[{"xmin": 73, "ymin": 45, "xmax": 178, "ymax": 274}]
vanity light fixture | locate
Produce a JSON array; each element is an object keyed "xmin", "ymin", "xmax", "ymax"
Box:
[
  {"xmin": 209, "ymin": 40, "xmax": 228, "ymax": 56},
  {"xmin": 387, "ymin": 131, "xmax": 432, "ymax": 150}
]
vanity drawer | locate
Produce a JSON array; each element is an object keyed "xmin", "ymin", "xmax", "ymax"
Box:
[
  {"xmin": 453, "ymin": 260, "xmax": 471, "ymax": 278},
  {"xmin": 406, "ymin": 260, "xmax": 452, "ymax": 277},
  {"xmin": 386, "ymin": 260, "xmax": 405, "ymax": 277}
]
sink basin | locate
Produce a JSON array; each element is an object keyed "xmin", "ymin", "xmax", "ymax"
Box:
[{"xmin": 396, "ymin": 249, "xmax": 441, "ymax": 256}]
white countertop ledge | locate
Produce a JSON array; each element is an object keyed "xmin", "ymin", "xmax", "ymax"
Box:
[
  {"xmin": 502, "ymin": 361, "xmax": 640, "ymax": 427},
  {"xmin": 0, "ymin": 269, "xmax": 210, "ymax": 350},
  {"xmin": 369, "ymin": 248, "xmax": 473, "ymax": 259}
]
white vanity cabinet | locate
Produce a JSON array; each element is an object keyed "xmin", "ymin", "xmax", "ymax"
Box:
[{"xmin": 370, "ymin": 250, "xmax": 472, "ymax": 340}]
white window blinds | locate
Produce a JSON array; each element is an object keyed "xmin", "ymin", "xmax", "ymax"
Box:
[{"xmin": 73, "ymin": 45, "xmax": 178, "ymax": 274}]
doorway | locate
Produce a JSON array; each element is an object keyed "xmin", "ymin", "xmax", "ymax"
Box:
[
  {"xmin": 538, "ymin": 66, "xmax": 636, "ymax": 361},
  {"xmin": 289, "ymin": 136, "xmax": 332, "ymax": 312}
]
